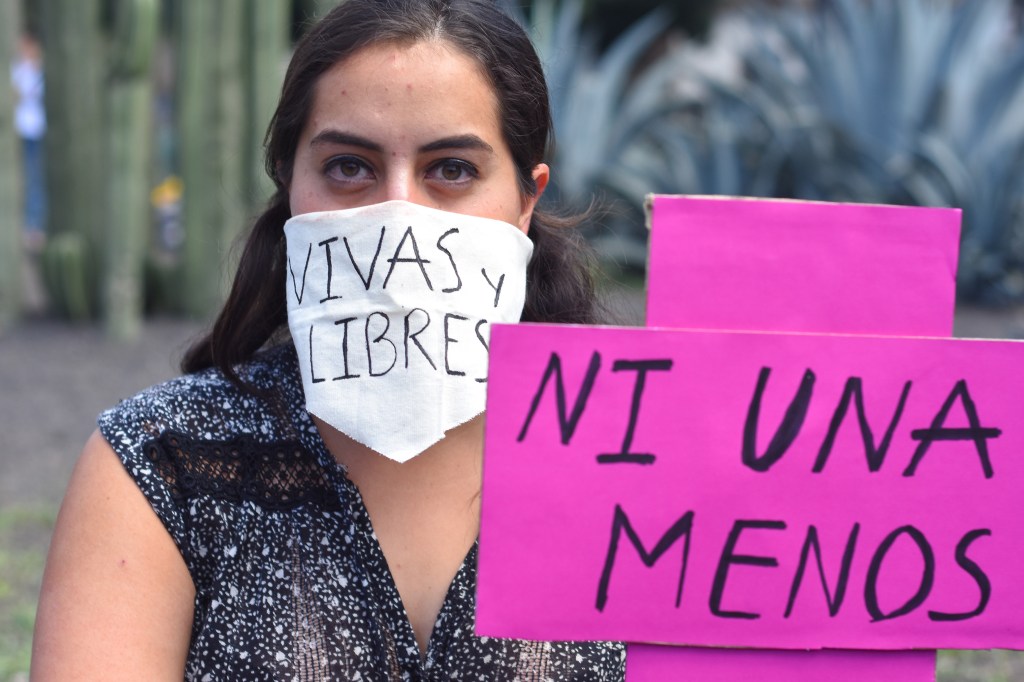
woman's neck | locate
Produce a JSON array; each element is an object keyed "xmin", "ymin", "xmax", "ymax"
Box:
[{"xmin": 315, "ymin": 414, "xmax": 485, "ymax": 656}]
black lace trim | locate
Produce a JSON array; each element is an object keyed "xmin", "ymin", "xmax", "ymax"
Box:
[{"xmin": 143, "ymin": 430, "xmax": 342, "ymax": 512}]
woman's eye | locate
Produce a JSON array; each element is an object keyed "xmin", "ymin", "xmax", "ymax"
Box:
[
  {"xmin": 337, "ymin": 160, "xmax": 361, "ymax": 177},
  {"xmin": 325, "ymin": 156, "xmax": 373, "ymax": 182},
  {"xmin": 430, "ymin": 159, "xmax": 477, "ymax": 184}
]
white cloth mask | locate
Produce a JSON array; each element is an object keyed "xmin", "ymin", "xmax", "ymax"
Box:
[{"xmin": 284, "ymin": 200, "xmax": 534, "ymax": 462}]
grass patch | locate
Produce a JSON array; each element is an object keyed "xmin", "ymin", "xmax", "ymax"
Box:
[
  {"xmin": 938, "ymin": 649, "xmax": 1024, "ymax": 682},
  {"xmin": 0, "ymin": 505, "xmax": 56, "ymax": 681}
]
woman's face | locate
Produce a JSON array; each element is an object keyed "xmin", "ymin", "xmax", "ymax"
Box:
[{"xmin": 288, "ymin": 40, "xmax": 548, "ymax": 234}]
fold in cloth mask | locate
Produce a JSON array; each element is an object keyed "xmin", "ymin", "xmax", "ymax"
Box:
[{"xmin": 284, "ymin": 200, "xmax": 534, "ymax": 462}]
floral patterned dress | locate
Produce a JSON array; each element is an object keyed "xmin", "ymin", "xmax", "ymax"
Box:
[{"xmin": 99, "ymin": 344, "xmax": 625, "ymax": 681}]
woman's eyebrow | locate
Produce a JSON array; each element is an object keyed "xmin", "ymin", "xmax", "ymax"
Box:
[
  {"xmin": 309, "ymin": 129, "xmax": 383, "ymax": 152},
  {"xmin": 419, "ymin": 135, "xmax": 494, "ymax": 154}
]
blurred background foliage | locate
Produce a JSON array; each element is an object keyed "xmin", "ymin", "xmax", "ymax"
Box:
[
  {"xmin": 3, "ymin": 0, "xmax": 1024, "ymax": 337},
  {"xmin": 521, "ymin": 0, "xmax": 1024, "ymax": 304}
]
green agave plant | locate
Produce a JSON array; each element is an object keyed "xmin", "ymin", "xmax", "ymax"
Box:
[
  {"xmin": 502, "ymin": 0, "xmax": 1024, "ymax": 297},
  {"xmin": 505, "ymin": 0, "xmax": 697, "ymax": 266},
  {"xmin": 696, "ymin": 0, "xmax": 1024, "ymax": 301}
]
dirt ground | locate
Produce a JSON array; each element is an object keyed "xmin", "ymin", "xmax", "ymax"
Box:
[{"xmin": 1, "ymin": 316, "xmax": 206, "ymax": 509}]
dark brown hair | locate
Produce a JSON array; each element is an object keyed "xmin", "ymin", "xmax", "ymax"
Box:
[{"xmin": 182, "ymin": 0, "xmax": 601, "ymax": 379}]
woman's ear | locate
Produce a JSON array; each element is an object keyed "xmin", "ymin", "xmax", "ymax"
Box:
[{"xmin": 518, "ymin": 163, "xmax": 550, "ymax": 234}]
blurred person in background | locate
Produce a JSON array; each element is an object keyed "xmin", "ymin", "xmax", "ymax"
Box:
[{"xmin": 11, "ymin": 31, "xmax": 46, "ymax": 252}]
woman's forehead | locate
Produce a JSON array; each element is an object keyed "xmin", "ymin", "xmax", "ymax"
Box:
[
  {"xmin": 305, "ymin": 40, "xmax": 503, "ymax": 142},
  {"xmin": 325, "ymin": 38, "xmax": 493, "ymax": 93}
]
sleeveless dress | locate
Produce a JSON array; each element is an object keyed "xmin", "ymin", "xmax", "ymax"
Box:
[{"xmin": 98, "ymin": 343, "xmax": 625, "ymax": 681}]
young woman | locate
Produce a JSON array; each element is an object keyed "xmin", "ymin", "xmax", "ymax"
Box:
[{"xmin": 32, "ymin": 1, "xmax": 623, "ymax": 678}]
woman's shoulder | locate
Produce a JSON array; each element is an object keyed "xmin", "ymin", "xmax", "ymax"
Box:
[
  {"xmin": 95, "ymin": 344, "xmax": 323, "ymax": 546},
  {"xmin": 99, "ymin": 343, "xmax": 300, "ymax": 447}
]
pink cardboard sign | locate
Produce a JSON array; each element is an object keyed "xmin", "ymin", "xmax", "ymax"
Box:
[
  {"xmin": 631, "ymin": 195, "xmax": 961, "ymax": 677},
  {"xmin": 477, "ymin": 324, "xmax": 1024, "ymax": 650},
  {"xmin": 625, "ymin": 646, "xmax": 936, "ymax": 681},
  {"xmin": 645, "ymin": 196, "xmax": 960, "ymax": 336}
]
